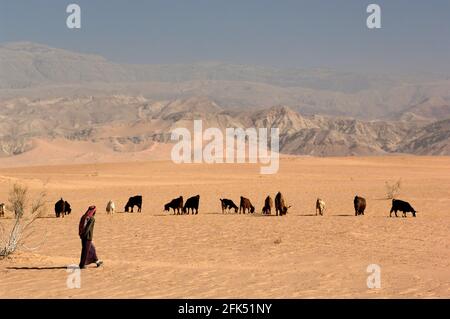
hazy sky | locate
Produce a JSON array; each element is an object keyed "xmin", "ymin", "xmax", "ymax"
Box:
[{"xmin": 1, "ymin": 0, "xmax": 449, "ymax": 74}]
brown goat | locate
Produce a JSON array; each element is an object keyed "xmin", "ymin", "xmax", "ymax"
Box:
[
  {"xmin": 354, "ymin": 196, "xmax": 366, "ymax": 216},
  {"xmin": 275, "ymin": 192, "xmax": 290, "ymax": 216},
  {"xmin": 239, "ymin": 196, "xmax": 255, "ymax": 214},
  {"xmin": 262, "ymin": 196, "xmax": 273, "ymax": 215}
]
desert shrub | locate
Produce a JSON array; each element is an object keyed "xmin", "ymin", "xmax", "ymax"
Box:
[
  {"xmin": 385, "ymin": 179, "xmax": 401, "ymax": 199},
  {"xmin": 0, "ymin": 184, "xmax": 46, "ymax": 259},
  {"xmin": 8, "ymin": 184, "xmax": 27, "ymax": 218}
]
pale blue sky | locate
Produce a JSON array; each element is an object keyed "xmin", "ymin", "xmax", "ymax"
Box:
[{"xmin": 1, "ymin": 0, "xmax": 449, "ymax": 74}]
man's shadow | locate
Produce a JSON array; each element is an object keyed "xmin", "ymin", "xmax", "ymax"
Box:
[{"xmin": 7, "ymin": 266, "xmax": 69, "ymax": 270}]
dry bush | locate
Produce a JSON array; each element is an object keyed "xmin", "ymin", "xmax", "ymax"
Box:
[
  {"xmin": 385, "ymin": 179, "xmax": 402, "ymax": 199},
  {"xmin": 0, "ymin": 184, "xmax": 47, "ymax": 259},
  {"xmin": 8, "ymin": 184, "xmax": 27, "ymax": 218}
]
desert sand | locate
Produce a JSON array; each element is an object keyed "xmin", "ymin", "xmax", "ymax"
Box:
[{"xmin": 0, "ymin": 156, "xmax": 449, "ymax": 298}]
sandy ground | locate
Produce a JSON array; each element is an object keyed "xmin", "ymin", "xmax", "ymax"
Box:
[{"xmin": 0, "ymin": 156, "xmax": 449, "ymax": 298}]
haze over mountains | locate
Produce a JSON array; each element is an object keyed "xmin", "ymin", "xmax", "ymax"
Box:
[{"xmin": 0, "ymin": 42, "xmax": 449, "ymax": 162}]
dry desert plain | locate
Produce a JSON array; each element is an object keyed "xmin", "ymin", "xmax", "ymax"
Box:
[{"xmin": 0, "ymin": 156, "xmax": 449, "ymax": 298}]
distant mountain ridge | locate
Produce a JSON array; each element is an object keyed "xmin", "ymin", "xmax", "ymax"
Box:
[
  {"xmin": 2, "ymin": 42, "xmax": 450, "ymax": 121},
  {"xmin": 0, "ymin": 95, "xmax": 448, "ymax": 158},
  {"xmin": 0, "ymin": 42, "xmax": 397, "ymax": 92}
]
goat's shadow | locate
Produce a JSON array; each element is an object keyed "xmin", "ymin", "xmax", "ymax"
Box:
[
  {"xmin": 204, "ymin": 212, "xmax": 232, "ymax": 215},
  {"xmin": 153, "ymin": 213, "xmax": 202, "ymax": 216},
  {"xmin": 114, "ymin": 211, "xmax": 142, "ymax": 214},
  {"xmin": 332, "ymin": 214, "xmax": 355, "ymax": 217},
  {"xmin": 251, "ymin": 214, "xmax": 279, "ymax": 218}
]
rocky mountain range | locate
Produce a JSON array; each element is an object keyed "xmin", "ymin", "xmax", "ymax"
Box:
[
  {"xmin": 0, "ymin": 94, "xmax": 448, "ymax": 158},
  {"xmin": 0, "ymin": 42, "xmax": 449, "ymax": 160}
]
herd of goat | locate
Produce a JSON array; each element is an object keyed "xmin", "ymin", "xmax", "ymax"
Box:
[{"xmin": 0, "ymin": 193, "xmax": 417, "ymax": 219}]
